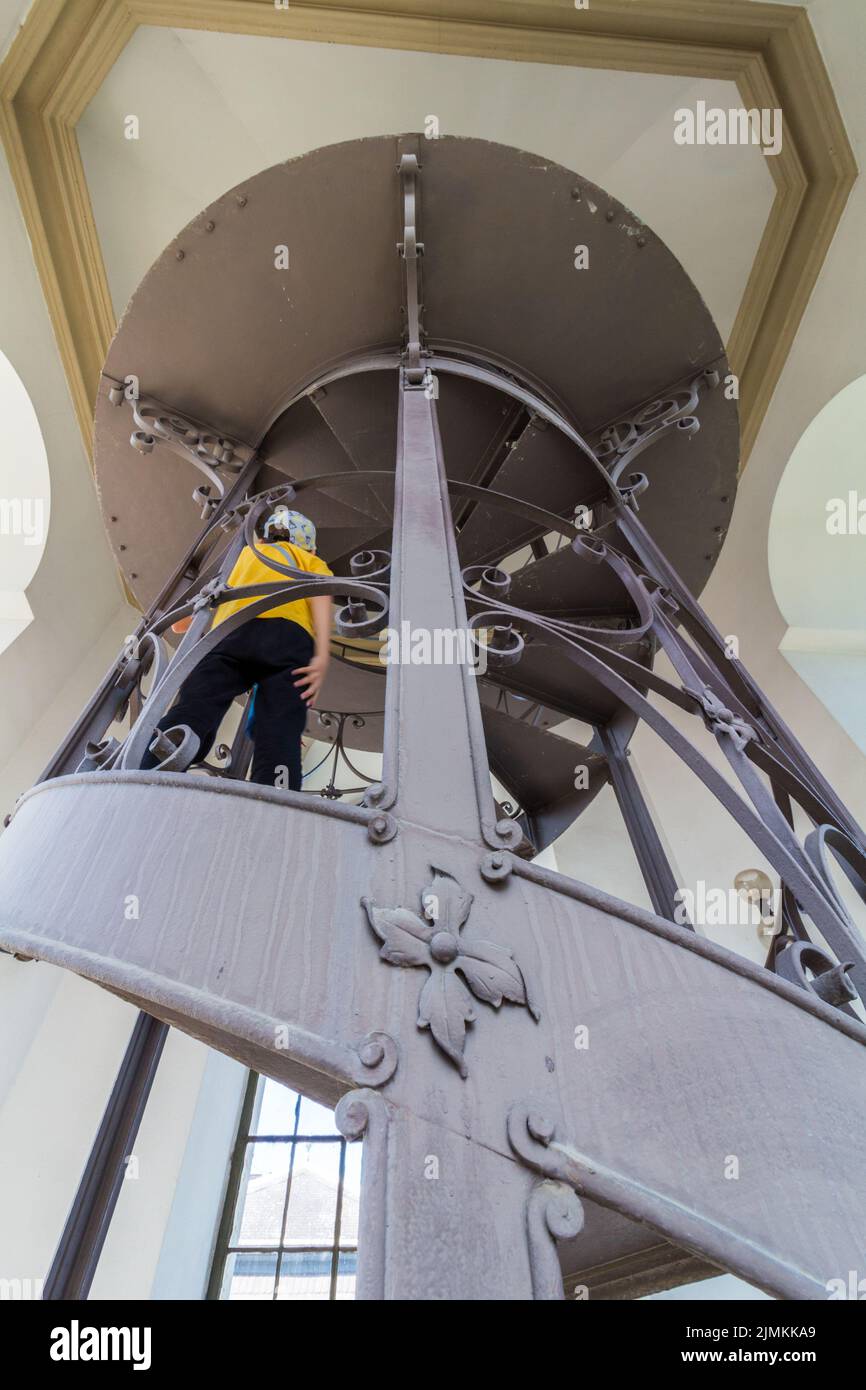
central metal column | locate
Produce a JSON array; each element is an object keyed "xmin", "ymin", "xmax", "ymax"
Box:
[
  {"xmin": 381, "ymin": 380, "xmax": 501, "ymax": 840},
  {"xmin": 342, "ymin": 378, "xmax": 544, "ymax": 1300}
]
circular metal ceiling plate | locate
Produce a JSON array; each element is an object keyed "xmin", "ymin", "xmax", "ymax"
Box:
[{"xmin": 93, "ymin": 134, "xmax": 739, "ymax": 608}]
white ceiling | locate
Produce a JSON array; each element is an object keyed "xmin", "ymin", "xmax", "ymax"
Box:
[
  {"xmin": 77, "ymin": 25, "xmax": 775, "ymax": 342},
  {"xmin": 0, "ymin": 1, "xmax": 30, "ymax": 64}
]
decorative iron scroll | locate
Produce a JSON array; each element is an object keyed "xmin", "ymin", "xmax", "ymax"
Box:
[
  {"xmin": 304, "ymin": 712, "xmax": 379, "ymax": 800},
  {"xmin": 108, "ymin": 385, "xmax": 254, "ymax": 506},
  {"xmin": 591, "ymin": 367, "xmax": 718, "ymax": 483},
  {"xmin": 454, "ymin": 476, "xmax": 866, "ymax": 1010},
  {"xmin": 526, "ymin": 1180, "xmax": 585, "ymax": 1301},
  {"xmin": 398, "ymin": 151, "xmax": 425, "ymax": 384}
]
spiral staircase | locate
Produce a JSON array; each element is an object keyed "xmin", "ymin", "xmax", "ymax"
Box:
[{"xmin": 0, "ymin": 135, "xmax": 864, "ymax": 1301}]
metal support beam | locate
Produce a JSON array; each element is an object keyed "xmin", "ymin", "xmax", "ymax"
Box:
[
  {"xmin": 42, "ymin": 1013, "xmax": 167, "ymax": 1300},
  {"xmin": 601, "ymin": 724, "xmax": 688, "ymax": 927}
]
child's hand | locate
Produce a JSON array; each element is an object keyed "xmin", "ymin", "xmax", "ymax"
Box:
[
  {"xmin": 171, "ymin": 616, "xmax": 193, "ymax": 635},
  {"xmin": 293, "ymin": 653, "xmax": 330, "ymax": 707}
]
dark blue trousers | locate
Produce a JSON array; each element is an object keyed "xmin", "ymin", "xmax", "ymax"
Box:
[{"xmin": 142, "ymin": 618, "xmax": 313, "ymax": 788}]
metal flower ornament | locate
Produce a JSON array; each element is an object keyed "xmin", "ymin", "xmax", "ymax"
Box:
[{"xmin": 362, "ymin": 867, "xmax": 540, "ymax": 1077}]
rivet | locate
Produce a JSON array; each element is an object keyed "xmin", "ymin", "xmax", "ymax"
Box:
[
  {"xmin": 175, "ymin": 249, "xmax": 185, "ymax": 261},
  {"xmin": 605, "ymin": 209, "xmax": 615, "ymax": 222},
  {"xmin": 359, "ymin": 1040, "xmax": 384, "ymax": 1068},
  {"xmin": 236, "ymin": 194, "xmax": 247, "ymax": 207},
  {"xmin": 571, "ymin": 186, "xmax": 581, "ymax": 200},
  {"xmin": 371, "ymin": 815, "xmax": 387, "ymax": 835},
  {"xmin": 704, "ymin": 553, "xmax": 712, "ymax": 561},
  {"xmin": 110, "ymin": 515, "xmax": 117, "ymax": 522},
  {"xmin": 528, "ymin": 1112, "xmax": 555, "ymax": 1145},
  {"xmin": 714, "ymin": 525, "xmax": 723, "ymax": 534},
  {"xmin": 720, "ymin": 495, "xmax": 729, "ymax": 503},
  {"xmin": 480, "ymin": 850, "xmax": 512, "ymax": 883},
  {"xmin": 205, "ymin": 220, "xmax": 215, "ymax": 232},
  {"xmin": 130, "ymin": 573, "xmax": 138, "ymax": 579},
  {"xmin": 636, "ymin": 235, "xmax": 647, "ymax": 248},
  {"xmin": 119, "ymin": 544, "xmax": 127, "ymax": 551}
]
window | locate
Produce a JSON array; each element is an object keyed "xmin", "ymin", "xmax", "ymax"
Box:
[{"xmin": 209, "ymin": 1074, "xmax": 360, "ymax": 1300}]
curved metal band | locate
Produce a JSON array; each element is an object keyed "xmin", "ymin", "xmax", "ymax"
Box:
[{"xmin": 255, "ymin": 350, "xmax": 622, "ymax": 505}]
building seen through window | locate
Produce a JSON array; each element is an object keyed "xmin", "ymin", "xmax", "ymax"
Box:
[{"xmin": 210, "ymin": 1075, "xmax": 360, "ymax": 1300}]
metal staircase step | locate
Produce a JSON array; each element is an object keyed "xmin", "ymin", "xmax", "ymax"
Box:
[
  {"xmin": 480, "ymin": 632, "xmax": 647, "ymax": 725},
  {"xmin": 457, "ymin": 416, "xmax": 601, "ymax": 567},
  {"xmin": 481, "ymin": 702, "xmax": 608, "ymax": 852},
  {"xmin": 504, "ymin": 541, "xmax": 640, "ymax": 620}
]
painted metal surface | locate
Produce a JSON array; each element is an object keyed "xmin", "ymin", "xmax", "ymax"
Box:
[
  {"xmin": 0, "ymin": 137, "xmax": 864, "ymax": 1300},
  {"xmin": 1, "ymin": 768, "xmax": 865, "ymax": 1298},
  {"xmin": 92, "ymin": 135, "xmax": 737, "ymax": 609}
]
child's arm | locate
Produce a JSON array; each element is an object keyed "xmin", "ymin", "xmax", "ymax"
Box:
[{"xmin": 293, "ymin": 595, "xmax": 332, "ymax": 707}]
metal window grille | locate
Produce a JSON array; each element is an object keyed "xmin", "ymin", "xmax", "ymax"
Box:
[{"xmin": 208, "ymin": 1073, "xmax": 359, "ymax": 1301}]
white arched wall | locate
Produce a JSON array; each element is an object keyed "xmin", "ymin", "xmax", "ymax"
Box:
[
  {"xmin": 0, "ymin": 350, "xmax": 50, "ymax": 654},
  {"xmin": 769, "ymin": 375, "xmax": 866, "ymax": 755},
  {"xmin": 0, "ymin": 100, "xmax": 192, "ymax": 1302}
]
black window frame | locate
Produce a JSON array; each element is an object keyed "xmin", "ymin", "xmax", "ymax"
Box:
[{"xmin": 207, "ymin": 1071, "xmax": 358, "ymax": 1301}]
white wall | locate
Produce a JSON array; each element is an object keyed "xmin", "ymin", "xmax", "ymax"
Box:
[
  {"xmin": 554, "ymin": 0, "xmax": 866, "ymax": 966},
  {"xmin": 0, "ymin": 152, "xmax": 127, "ymax": 771},
  {"xmin": 0, "ymin": 93, "xmax": 237, "ymax": 1299}
]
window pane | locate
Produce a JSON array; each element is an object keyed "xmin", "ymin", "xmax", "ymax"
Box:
[
  {"xmin": 252, "ymin": 1078, "xmax": 298, "ymax": 1137},
  {"xmin": 276, "ymin": 1250, "xmax": 333, "ymax": 1301},
  {"xmin": 334, "ymin": 1250, "xmax": 358, "ymax": 1301},
  {"xmin": 282, "ymin": 1141, "xmax": 341, "ymax": 1247},
  {"xmin": 339, "ymin": 1142, "xmax": 362, "ymax": 1245},
  {"xmin": 297, "ymin": 1094, "xmax": 340, "ymax": 1136},
  {"xmin": 232, "ymin": 1140, "xmax": 291, "ymax": 1247},
  {"xmin": 213, "ymin": 1075, "xmax": 363, "ymax": 1302},
  {"xmin": 221, "ymin": 1249, "xmax": 278, "ymax": 1301}
]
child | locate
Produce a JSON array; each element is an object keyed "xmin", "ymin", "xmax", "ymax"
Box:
[{"xmin": 142, "ymin": 507, "xmax": 332, "ymax": 788}]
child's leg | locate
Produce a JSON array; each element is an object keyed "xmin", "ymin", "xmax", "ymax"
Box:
[
  {"xmin": 140, "ymin": 634, "xmax": 251, "ymax": 769},
  {"xmin": 248, "ymin": 627, "xmax": 314, "ymax": 789}
]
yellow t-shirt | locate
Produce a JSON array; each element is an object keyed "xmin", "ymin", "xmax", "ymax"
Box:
[{"xmin": 212, "ymin": 541, "xmax": 333, "ymax": 637}]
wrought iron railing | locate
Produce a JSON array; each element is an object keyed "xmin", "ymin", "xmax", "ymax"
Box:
[
  {"xmin": 35, "ymin": 355, "xmax": 866, "ymax": 1024},
  {"xmin": 73, "ymin": 485, "xmax": 390, "ymax": 791}
]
